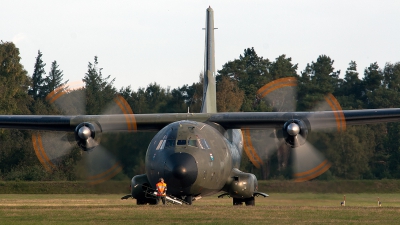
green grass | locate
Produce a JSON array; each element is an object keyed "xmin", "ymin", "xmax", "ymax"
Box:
[
  {"xmin": 260, "ymin": 179, "xmax": 400, "ymax": 193},
  {"xmin": 0, "ymin": 181, "xmax": 131, "ymax": 194},
  {"xmin": 1, "ymin": 194, "xmax": 400, "ymax": 224},
  {"xmin": 2, "ymin": 179, "xmax": 400, "ymax": 194}
]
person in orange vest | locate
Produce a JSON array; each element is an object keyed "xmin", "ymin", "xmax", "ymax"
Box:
[{"xmin": 156, "ymin": 178, "xmax": 167, "ymax": 205}]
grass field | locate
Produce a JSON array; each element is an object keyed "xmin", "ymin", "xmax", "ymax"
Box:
[
  {"xmin": 1, "ymin": 193, "xmax": 400, "ymax": 224},
  {"xmin": 2, "ymin": 180, "xmax": 400, "ymax": 194}
]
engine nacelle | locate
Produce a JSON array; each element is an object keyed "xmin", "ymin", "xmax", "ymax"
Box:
[
  {"xmin": 131, "ymin": 174, "xmax": 157, "ymax": 205},
  {"xmin": 222, "ymin": 168, "xmax": 258, "ymax": 199},
  {"xmin": 282, "ymin": 119, "xmax": 308, "ymax": 148},
  {"xmin": 74, "ymin": 122, "xmax": 101, "ymax": 151}
]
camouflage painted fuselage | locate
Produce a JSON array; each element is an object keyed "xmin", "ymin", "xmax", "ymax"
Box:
[{"xmin": 145, "ymin": 120, "xmax": 242, "ymax": 197}]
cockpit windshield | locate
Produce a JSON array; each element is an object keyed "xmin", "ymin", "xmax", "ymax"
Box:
[
  {"xmin": 188, "ymin": 139, "xmax": 197, "ymax": 147},
  {"xmin": 177, "ymin": 140, "xmax": 187, "ymax": 145},
  {"xmin": 158, "ymin": 138, "xmax": 210, "ymax": 149}
]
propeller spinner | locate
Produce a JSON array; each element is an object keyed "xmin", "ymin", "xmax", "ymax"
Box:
[
  {"xmin": 282, "ymin": 119, "xmax": 308, "ymax": 148},
  {"xmin": 75, "ymin": 122, "xmax": 101, "ymax": 151}
]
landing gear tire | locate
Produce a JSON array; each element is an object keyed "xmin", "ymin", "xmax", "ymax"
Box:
[
  {"xmin": 233, "ymin": 198, "xmax": 243, "ymax": 206},
  {"xmin": 185, "ymin": 195, "xmax": 193, "ymax": 205},
  {"xmin": 149, "ymin": 198, "xmax": 158, "ymax": 205},
  {"xmin": 137, "ymin": 199, "xmax": 146, "ymax": 205},
  {"xmin": 245, "ymin": 197, "xmax": 255, "ymax": 206}
]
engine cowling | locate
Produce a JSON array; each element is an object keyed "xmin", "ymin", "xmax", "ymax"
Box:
[
  {"xmin": 222, "ymin": 168, "xmax": 258, "ymax": 199},
  {"xmin": 74, "ymin": 122, "xmax": 101, "ymax": 151}
]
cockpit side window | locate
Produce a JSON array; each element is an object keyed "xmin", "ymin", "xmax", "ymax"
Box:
[
  {"xmin": 177, "ymin": 140, "xmax": 186, "ymax": 145},
  {"xmin": 188, "ymin": 139, "xmax": 198, "ymax": 147},
  {"xmin": 165, "ymin": 139, "xmax": 175, "ymax": 148}
]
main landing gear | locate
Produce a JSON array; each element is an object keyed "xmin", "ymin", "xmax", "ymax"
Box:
[
  {"xmin": 233, "ymin": 197, "xmax": 255, "ymax": 206},
  {"xmin": 185, "ymin": 195, "xmax": 193, "ymax": 205},
  {"xmin": 218, "ymin": 192, "xmax": 268, "ymax": 206}
]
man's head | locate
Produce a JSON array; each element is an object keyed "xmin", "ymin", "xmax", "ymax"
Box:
[{"xmin": 159, "ymin": 178, "xmax": 164, "ymax": 182}]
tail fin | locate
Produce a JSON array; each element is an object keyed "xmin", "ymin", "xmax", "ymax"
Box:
[{"xmin": 201, "ymin": 6, "xmax": 217, "ymax": 113}]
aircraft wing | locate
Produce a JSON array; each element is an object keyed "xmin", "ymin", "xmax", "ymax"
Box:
[
  {"xmin": 1, "ymin": 108, "xmax": 400, "ymax": 132},
  {"xmin": 209, "ymin": 108, "xmax": 400, "ymax": 130}
]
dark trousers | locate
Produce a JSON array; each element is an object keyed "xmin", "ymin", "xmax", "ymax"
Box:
[{"xmin": 157, "ymin": 196, "xmax": 166, "ymax": 205}]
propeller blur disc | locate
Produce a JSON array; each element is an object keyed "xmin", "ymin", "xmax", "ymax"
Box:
[
  {"xmin": 243, "ymin": 77, "xmax": 345, "ymax": 181},
  {"xmin": 292, "ymin": 142, "xmax": 331, "ymax": 182},
  {"xmin": 84, "ymin": 145, "xmax": 123, "ymax": 185},
  {"xmin": 307, "ymin": 93, "xmax": 346, "ymax": 132},
  {"xmin": 33, "ymin": 81, "xmax": 135, "ymax": 184},
  {"xmin": 32, "ymin": 132, "xmax": 73, "ymax": 172},
  {"xmin": 257, "ymin": 77, "xmax": 297, "ymax": 112},
  {"xmin": 242, "ymin": 129, "xmax": 280, "ymax": 168},
  {"xmin": 45, "ymin": 81, "xmax": 85, "ymax": 115}
]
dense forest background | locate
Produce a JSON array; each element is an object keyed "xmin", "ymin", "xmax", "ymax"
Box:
[{"xmin": 1, "ymin": 41, "xmax": 400, "ymax": 182}]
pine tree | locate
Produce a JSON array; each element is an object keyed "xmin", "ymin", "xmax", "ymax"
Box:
[
  {"xmin": 42, "ymin": 60, "xmax": 68, "ymax": 97},
  {"xmin": 363, "ymin": 62, "xmax": 383, "ymax": 92},
  {"xmin": 184, "ymin": 73, "xmax": 203, "ymax": 113},
  {"xmin": 83, "ymin": 56, "xmax": 116, "ymax": 114},
  {"xmin": 336, "ymin": 61, "xmax": 364, "ymax": 109},
  {"xmin": 362, "ymin": 62, "xmax": 384, "ymax": 108},
  {"xmin": 269, "ymin": 54, "xmax": 298, "ymax": 80},
  {"xmin": 218, "ymin": 47, "xmax": 271, "ymax": 111},
  {"xmin": 29, "ymin": 50, "xmax": 46, "ymax": 99},
  {"xmin": 297, "ymin": 55, "xmax": 340, "ymax": 110}
]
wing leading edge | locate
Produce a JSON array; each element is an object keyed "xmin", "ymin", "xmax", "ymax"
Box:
[{"xmin": 2, "ymin": 108, "xmax": 400, "ymax": 132}]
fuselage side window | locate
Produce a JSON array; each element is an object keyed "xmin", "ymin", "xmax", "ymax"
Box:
[{"xmin": 177, "ymin": 140, "xmax": 187, "ymax": 145}]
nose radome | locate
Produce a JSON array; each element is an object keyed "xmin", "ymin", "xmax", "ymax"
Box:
[
  {"xmin": 164, "ymin": 153, "xmax": 198, "ymax": 188},
  {"xmin": 173, "ymin": 165, "xmax": 187, "ymax": 179}
]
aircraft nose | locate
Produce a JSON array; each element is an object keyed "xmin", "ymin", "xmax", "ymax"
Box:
[
  {"xmin": 164, "ymin": 152, "xmax": 198, "ymax": 188},
  {"xmin": 173, "ymin": 165, "xmax": 187, "ymax": 179}
]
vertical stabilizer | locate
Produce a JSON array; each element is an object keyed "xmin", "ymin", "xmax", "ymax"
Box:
[{"xmin": 201, "ymin": 6, "xmax": 217, "ymax": 113}]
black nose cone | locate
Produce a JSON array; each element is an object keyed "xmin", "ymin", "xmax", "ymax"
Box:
[{"xmin": 164, "ymin": 153, "xmax": 198, "ymax": 188}]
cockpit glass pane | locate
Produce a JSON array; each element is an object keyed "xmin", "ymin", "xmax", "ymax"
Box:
[
  {"xmin": 200, "ymin": 139, "xmax": 210, "ymax": 149},
  {"xmin": 165, "ymin": 139, "xmax": 175, "ymax": 148},
  {"xmin": 177, "ymin": 140, "xmax": 186, "ymax": 145},
  {"xmin": 188, "ymin": 139, "xmax": 198, "ymax": 147}
]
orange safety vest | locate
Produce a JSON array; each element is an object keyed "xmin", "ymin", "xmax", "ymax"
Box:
[{"xmin": 156, "ymin": 182, "xmax": 167, "ymax": 196}]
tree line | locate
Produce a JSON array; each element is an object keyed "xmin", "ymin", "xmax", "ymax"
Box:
[{"xmin": 1, "ymin": 41, "xmax": 400, "ymax": 182}]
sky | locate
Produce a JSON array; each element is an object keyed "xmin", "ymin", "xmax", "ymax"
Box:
[{"xmin": 2, "ymin": 0, "xmax": 400, "ymax": 91}]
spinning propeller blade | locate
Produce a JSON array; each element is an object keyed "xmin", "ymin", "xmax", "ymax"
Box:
[
  {"xmin": 292, "ymin": 142, "xmax": 331, "ymax": 182},
  {"xmin": 257, "ymin": 77, "xmax": 297, "ymax": 112},
  {"xmin": 33, "ymin": 81, "xmax": 135, "ymax": 184},
  {"xmin": 32, "ymin": 132, "xmax": 72, "ymax": 172},
  {"xmin": 84, "ymin": 145, "xmax": 123, "ymax": 185},
  {"xmin": 242, "ymin": 129, "xmax": 280, "ymax": 169},
  {"xmin": 243, "ymin": 77, "xmax": 345, "ymax": 181}
]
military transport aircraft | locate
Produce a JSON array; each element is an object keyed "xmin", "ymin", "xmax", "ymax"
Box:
[{"xmin": 2, "ymin": 7, "xmax": 400, "ymax": 206}]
